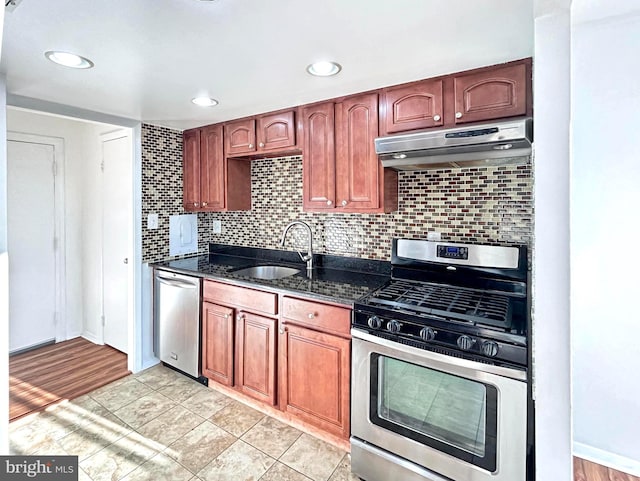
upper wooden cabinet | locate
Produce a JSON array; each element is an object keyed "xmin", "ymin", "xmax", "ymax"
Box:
[
  {"xmin": 182, "ymin": 128, "xmax": 201, "ymax": 211},
  {"xmin": 453, "ymin": 62, "xmax": 529, "ymax": 125},
  {"xmin": 257, "ymin": 110, "xmax": 296, "ymax": 152},
  {"xmin": 182, "ymin": 125, "xmax": 250, "ymax": 212},
  {"xmin": 224, "ymin": 118, "xmax": 256, "ymax": 156},
  {"xmin": 301, "ymin": 102, "xmax": 336, "ymax": 211},
  {"xmin": 335, "ymin": 93, "xmax": 397, "ymax": 213},
  {"xmin": 199, "ymin": 124, "xmax": 226, "ymax": 210},
  {"xmin": 225, "ymin": 110, "xmax": 297, "ymax": 157},
  {"xmin": 378, "ymin": 59, "xmax": 531, "ymax": 132},
  {"xmin": 380, "ymin": 79, "xmax": 444, "ymax": 135}
]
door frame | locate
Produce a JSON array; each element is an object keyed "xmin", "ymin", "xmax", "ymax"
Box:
[
  {"xmin": 7, "ymin": 131, "xmax": 67, "ymax": 345},
  {"xmin": 99, "ymin": 129, "xmax": 134, "ymax": 355}
]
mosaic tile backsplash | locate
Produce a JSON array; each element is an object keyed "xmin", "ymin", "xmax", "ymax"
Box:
[{"xmin": 141, "ymin": 124, "xmax": 533, "ymax": 263}]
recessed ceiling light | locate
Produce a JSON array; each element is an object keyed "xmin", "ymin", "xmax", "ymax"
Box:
[
  {"xmin": 44, "ymin": 51, "xmax": 94, "ymax": 69},
  {"xmin": 191, "ymin": 97, "xmax": 219, "ymax": 107},
  {"xmin": 306, "ymin": 61, "xmax": 342, "ymax": 77}
]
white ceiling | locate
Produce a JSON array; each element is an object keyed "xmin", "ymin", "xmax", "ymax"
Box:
[{"xmin": 1, "ymin": 0, "xmax": 534, "ymax": 131}]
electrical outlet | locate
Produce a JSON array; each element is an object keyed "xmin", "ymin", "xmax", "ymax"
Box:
[
  {"xmin": 427, "ymin": 231, "xmax": 441, "ymax": 241},
  {"xmin": 212, "ymin": 220, "xmax": 222, "ymax": 234},
  {"xmin": 147, "ymin": 213, "xmax": 159, "ymax": 230}
]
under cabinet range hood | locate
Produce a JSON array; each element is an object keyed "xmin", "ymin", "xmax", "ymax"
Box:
[{"xmin": 375, "ymin": 117, "xmax": 533, "ymax": 170}]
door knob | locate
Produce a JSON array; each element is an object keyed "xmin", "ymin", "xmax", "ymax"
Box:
[
  {"xmin": 455, "ymin": 112, "xmax": 463, "ymax": 119},
  {"xmin": 123, "ymin": 258, "xmax": 128, "ymax": 264},
  {"xmin": 433, "ymin": 114, "xmax": 441, "ymax": 121}
]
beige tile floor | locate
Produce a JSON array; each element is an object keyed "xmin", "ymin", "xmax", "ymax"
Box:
[{"xmin": 9, "ymin": 364, "xmax": 358, "ymax": 481}]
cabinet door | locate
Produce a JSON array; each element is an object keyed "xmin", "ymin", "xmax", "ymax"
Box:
[
  {"xmin": 335, "ymin": 93, "xmax": 380, "ymax": 210},
  {"xmin": 199, "ymin": 124, "xmax": 225, "ymax": 211},
  {"xmin": 257, "ymin": 110, "xmax": 296, "ymax": 152},
  {"xmin": 235, "ymin": 312, "xmax": 277, "ymax": 405},
  {"xmin": 453, "ymin": 63, "xmax": 528, "ymax": 124},
  {"xmin": 279, "ymin": 324, "xmax": 350, "ymax": 438},
  {"xmin": 182, "ymin": 128, "xmax": 201, "ymax": 211},
  {"xmin": 380, "ymin": 79, "xmax": 444, "ymax": 134},
  {"xmin": 301, "ymin": 103, "xmax": 336, "ymax": 211},
  {"xmin": 202, "ymin": 302, "xmax": 234, "ymax": 386},
  {"xmin": 224, "ymin": 118, "xmax": 256, "ymax": 156}
]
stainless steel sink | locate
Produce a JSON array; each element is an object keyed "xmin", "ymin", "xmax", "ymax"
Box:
[{"xmin": 232, "ymin": 265, "xmax": 301, "ymax": 280}]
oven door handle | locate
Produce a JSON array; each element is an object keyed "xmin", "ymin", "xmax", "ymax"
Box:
[{"xmin": 351, "ymin": 328, "xmax": 527, "ymax": 381}]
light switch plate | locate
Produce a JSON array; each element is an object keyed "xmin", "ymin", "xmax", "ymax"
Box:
[
  {"xmin": 427, "ymin": 231, "xmax": 441, "ymax": 241},
  {"xmin": 212, "ymin": 220, "xmax": 222, "ymax": 234},
  {"xmin": 169, "ymin": 214, "xmax": 198, "ymax": 256},
  {"xmin": 147, "ymin": 213, "xmax": 159, "ymax": 230}
]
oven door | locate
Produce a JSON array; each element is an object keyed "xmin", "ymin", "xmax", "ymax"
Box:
[{"xmin": 351, "ymin": 328, "xmax": 527, "ymax": 481}]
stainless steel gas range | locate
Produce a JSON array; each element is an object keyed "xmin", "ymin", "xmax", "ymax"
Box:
[{"xmin": 350, "ymin": 239, "xmax": 533, "ymax": 481}]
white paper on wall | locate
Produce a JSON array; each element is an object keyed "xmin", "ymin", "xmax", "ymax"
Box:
[{"xmin": 169, "ymin": 214, "xmax": 198, "ymax": 256}]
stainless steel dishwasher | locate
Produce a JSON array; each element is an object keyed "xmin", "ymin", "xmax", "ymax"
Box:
[{"xmin": 153, "ymin": 269, "xmax": 201, "ymax": 378}]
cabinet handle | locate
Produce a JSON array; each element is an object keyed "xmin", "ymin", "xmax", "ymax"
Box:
[
  {"xmin": 248, "ymin": 143, "xmax": 254, "ymax": 149},
  {"xmin": 341, "ymin": 200, "xmax": 347, "ymax": 206},
  {"xmin": 238, "ymin": 314, "xmax": 245, "ymax": 321},
  {"xmin": 193, "ymin": 202, "xmax": 199, "ymax": 207},
  {"xmin": 455, "ymin": 112, "xmax": 463, "ymax": 119},
  {"xmin": 326, "ymin": 200, "xmax": 333, "ymax": 206},
  {"xmin": 433, "ymin": 114, "xmax": 441, "ymax": 121},
  {"xmin": 223, "ymin": 314, "xmax": 229, "ymax": 319},
  {"xmin": 279, "ymin": 326, "xmax": 286, "ymax": 334},
  {"xmin": 202, "ymin": 202, "xmax": 208, "ymax": 206},
  {"xmin": 307, "ymin": 313, "xmax": 315, "ymax": 319},
  {"xmin": 259, "ymin": 142, "xmax": 265, "ymax": 148}
]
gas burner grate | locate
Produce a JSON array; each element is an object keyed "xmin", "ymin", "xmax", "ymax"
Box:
[{"xmin": 368, "ymin": 280, "xmax": 512, "ymax": 328}]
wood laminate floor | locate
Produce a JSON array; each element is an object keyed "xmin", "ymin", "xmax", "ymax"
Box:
[
  {"xmin": 9, "ymin": 337, "xmax": 129, "ymax": 421},
  {"xmin": 575, "ymin": 457, "xmax": 640, "ymax": 481}
]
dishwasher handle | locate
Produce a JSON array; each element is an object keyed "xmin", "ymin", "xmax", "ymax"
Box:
[{"xmin": 156, "ymin": 275, "xmax": 199, "ymax": 289}]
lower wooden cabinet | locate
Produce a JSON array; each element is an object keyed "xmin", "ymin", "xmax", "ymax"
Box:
[
  {"xmin": 200, "ymin": 281, "xmax": 352, "ymax": 440},
  {"xmin": 235, "ymin": 311, "xmax": 277, "ymax": 405},
  {"xmin": 202, "ymin": 301, "xmax": 234, "ymax": 386},
  {"xmin": 279, "ymin": 323, "xmax": 351, "ymax": 439}
]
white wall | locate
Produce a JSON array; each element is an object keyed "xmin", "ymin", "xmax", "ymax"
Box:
[
  {"xmin": 571, "ymin": 7, "xmax": 640, "ymax": 474},
  {"xmin": 0, "ymin": 75, "xmax": 10, "ymax": 454},
  {"xmin": 532, "ymin": 4, "xmax": 573, "ymax": 481}
]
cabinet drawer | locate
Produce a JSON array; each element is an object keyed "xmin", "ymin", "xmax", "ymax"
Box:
[
  {"xmin": 203, "ymin": 280, "xmax": 277, "ymax": 315},
  {"xmin": 281, "ymin": 296, "xmax": 351, "ymax": 337}
]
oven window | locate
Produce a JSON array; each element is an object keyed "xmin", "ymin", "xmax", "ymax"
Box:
[{"xmin": 370, "ymin": 355, "xmax": 498, "ymax": 472}]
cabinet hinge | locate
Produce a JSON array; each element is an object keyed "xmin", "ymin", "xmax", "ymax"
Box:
[
  {"xmin": 53, "ymin": 312, "xmax": 58, "ymax": 325},
  {"xmin": 52, "ymin": 160, "xmax": 57, "ymax": 176},
  {"xmin": 101, "ymin": 315, "xmax": 106, "ymax": 326},
  {"xmin": 100, "ymin": 160, "xmax": 105, "ymax": 172}
]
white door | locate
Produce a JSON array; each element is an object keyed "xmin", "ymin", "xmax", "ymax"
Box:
[
  {"xmin": 8, "ymin": 140, "xmax": 57, "ymax": 352},
  {"xmin": 102, "ymin": 132, "xmax": 132, "ymax": 353}
]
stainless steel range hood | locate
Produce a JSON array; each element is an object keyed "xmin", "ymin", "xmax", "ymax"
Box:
[{"xmin": 375, "ymin": 117, "xmax": 533, "ymax": 171}]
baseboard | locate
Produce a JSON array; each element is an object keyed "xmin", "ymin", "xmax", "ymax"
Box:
[
  {"xmin": 81, "ymin": 332, "xmax": 103, "ymax": 345},
  {"xmin": 574, "ymin": 442, "xmax": 640, "ymax": 476}
]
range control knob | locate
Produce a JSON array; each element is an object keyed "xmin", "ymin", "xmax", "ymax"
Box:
[
  {"xmin": 387, "ymin": 320, "xmax": 402, "ymax": 333},
  {"xmin": 481, "ymin": 341, "xmax": 500, "ymax": 357},
  {"xmin": 367, "ymin": 316, "xmax": 383, "ymax": 329},
  {"xmin": 419, "ymin": 327, "xmax": 437, "ymax": 341},
  {"xmin": 457, "ymin": 335, "xmax": 476, "ymax": 351}
]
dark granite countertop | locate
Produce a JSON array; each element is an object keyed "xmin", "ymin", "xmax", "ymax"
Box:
[{"xmin": 151, "ymin": 244, "xmax": 391, "ymax": 305}]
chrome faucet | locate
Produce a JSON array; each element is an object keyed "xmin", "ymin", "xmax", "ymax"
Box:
[{"xmin": 280, "ymin": 221, "xmax": 314, "ymax": 272}]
